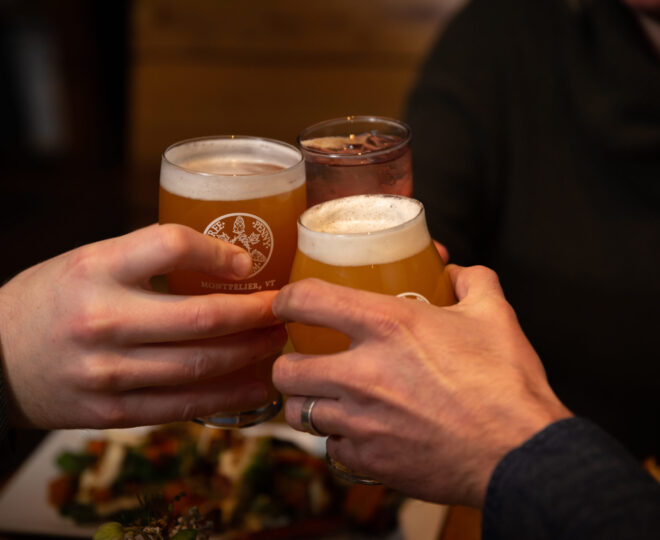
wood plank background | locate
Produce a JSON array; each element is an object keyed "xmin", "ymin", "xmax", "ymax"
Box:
[{"xmin": 126, "ymin": 0, "xmax": 466, "ymax": 226}]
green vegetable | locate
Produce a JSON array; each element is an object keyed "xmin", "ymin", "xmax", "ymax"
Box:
[
  {"xmin": 93, "ymin": 522, "xmax": 124, "ymax": 540},
  {"xmin": 55, "ymin": 451, "xmax": 96, "ymax": 475}
]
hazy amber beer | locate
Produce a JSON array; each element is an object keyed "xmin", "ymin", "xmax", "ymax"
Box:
[
  {"xmin": 288, "ymin": 194, "xmax": 454, "ymax": 354},
  {"xmin": 159, "ymin": 135, "xmax": 306, "ymax": 428},
  {"xmin": 287, "ymin": 194, "xmax": 455, "ymax": 483},
  {"xmin": 160, "ymin": 136, "xmax": 306, "ymax": 294}
]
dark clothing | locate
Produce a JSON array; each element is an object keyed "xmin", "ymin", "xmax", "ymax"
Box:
[
  {"xmin": 484, "ymin": 417, "xmax": 660, "ymax": 539},
  {"xmin": 407, "ymin": 0, "xmax": 660, "ymax": 459}
]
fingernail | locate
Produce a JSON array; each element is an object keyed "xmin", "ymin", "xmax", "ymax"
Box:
[{"xmin": 233, "ymin": 252, "xmax": 253, "ymax": 277}]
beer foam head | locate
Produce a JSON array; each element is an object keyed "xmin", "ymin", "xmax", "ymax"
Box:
[
  {"xmin": 160, "ymin": 136, "xmax": 304, "ymax": 201},
  {"xmin": 298, "ymin": 195, "xmax": 431, "ymax": 266}
]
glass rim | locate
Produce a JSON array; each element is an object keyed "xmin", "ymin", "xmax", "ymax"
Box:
[
  {"xmin": 297, "ymin": 115, "xmax": 412, "ymax": 161},
  {"xmin": 297, "ymin": 194, "xmax": 424, "ymax": 238},
  {"xmin": 162, "ymin": 135, "xmax": 304, "ymax": 177}
]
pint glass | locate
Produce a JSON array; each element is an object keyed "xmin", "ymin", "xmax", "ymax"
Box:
[
  {"xmin": 287, "ymin": 194, "xmax": 455, "ymax": 483},
  {"xmin": 298, "ymin": 116, "xmax": 412, "ymax": 208},
  {"xmin": 159, "ymin": 135, "xmax": 306, "ymax": 428}
]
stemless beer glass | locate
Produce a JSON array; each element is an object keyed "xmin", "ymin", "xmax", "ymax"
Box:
[
  {"xmin": 298, "ymin": 115, "xmax": 412, "ymax": 208},
  {"xmin": 287, "ymin": 194, "xmax": 455, "ymax": 483},
  {"xmin": 159, "ymin": 135, "xmax": 306, "ymax": 428}
]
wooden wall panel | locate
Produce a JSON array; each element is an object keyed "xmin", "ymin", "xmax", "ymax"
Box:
[{"xmin": 127, "ymin": 0, "xmax": 467, "ymax": 225}]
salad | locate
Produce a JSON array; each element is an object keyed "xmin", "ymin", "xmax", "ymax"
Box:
[{"xmin": 48, "ymin": 422, "xmax": 402, "ymax": 538}]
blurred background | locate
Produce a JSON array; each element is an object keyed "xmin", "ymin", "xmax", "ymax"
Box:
[
  {"xmin": 0, "ymin": 2, "xmax": 469, "ymax": 536},
  {"xmin": 0, "ymin": 0, "xmax": 466, "ymax": 284}
]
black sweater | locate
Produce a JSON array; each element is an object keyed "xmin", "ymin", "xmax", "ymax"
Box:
[
  {"xmin": 407, "ymin": 0, "xmax": 660, "ymax": 459},
  {"xmin": 484, "ymin": 418, "xmax": 660, "ymax": 539}
]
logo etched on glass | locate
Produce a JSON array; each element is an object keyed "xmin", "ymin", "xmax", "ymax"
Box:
[{"xmin": 204, "ymin": 213, "xmax": 274, "ymax": 277}]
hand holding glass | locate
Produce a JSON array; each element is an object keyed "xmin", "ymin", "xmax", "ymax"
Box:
[{"xmin": 287, "ymin": 194, "xmax": 455, "ymax": 483}]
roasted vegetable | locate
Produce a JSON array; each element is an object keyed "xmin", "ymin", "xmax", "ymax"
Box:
[{"xmin": 49, "ymin": 423, "xmax": 402, "ymax": 537}]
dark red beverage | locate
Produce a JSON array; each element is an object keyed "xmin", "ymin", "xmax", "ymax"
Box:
[{"xmin": 298, "ymin": 116, "xmax": 413, "ymax": 208}]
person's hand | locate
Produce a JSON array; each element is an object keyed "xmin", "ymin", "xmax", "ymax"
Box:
[
  {"xmin": 433, "ymin": 239, "xmax": 449, "ymax": 263},
  {"xmin": 272, "ymin": 265, "xmax": 572, "ymax": 507},
  {"xmin": 0, "ymin": 224, "xmax": 287, "ymax": 429}
]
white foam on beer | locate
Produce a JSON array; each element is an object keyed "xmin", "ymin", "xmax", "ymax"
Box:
[
  {"xmin": 298, "ymin": 195, "xmax": 431, "ymax": 266},
  {"xmin": 160, "ymin": 137, "xmax": 305, "ymax": 201}
]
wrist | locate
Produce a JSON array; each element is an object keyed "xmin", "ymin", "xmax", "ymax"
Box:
[{"xmin": 472, "ymin": 401, "xmax": 574, "ymax": 507}]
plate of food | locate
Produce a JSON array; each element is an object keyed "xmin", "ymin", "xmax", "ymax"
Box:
[{"xmin": 0, "ymin": 422, "xmax": 446, "ymax": 539}]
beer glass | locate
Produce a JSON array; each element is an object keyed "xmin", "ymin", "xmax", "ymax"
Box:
[
  {"xmin": 159, "ymin": 135, "xmax": 306, "ymax": 428},
  {"xmin": 298, "ymin": 115, "xmax": 412, "ymax": 208},
  {"xmin": 287, "ymin": 194, "xmax": 455, "ymax": 484}
]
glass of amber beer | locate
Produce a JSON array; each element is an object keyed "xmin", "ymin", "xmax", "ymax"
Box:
[
  {"xmin": 287, "ymin": 194, "xmax": 455, "ymax": 483},
  {"xmin": 159, "ymin": 135, "xmax": 306, "ymax": 428}
]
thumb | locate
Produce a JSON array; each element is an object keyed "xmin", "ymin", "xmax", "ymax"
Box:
[
  {"xmin": 111, "ymin": 224, "xmax": 254, "ymax": 284},
  {"xmin": 447, "ymin": 264, "xmax": 506, "ymax": 304}
]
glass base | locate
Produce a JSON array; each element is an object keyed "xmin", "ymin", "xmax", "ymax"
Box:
[
  {"xmin": 326, "ymin": 453, "xmax": 381, "ymax": 485},
  {"xmin": 193, "ymin": 394, "xmax": 282, "ymax": 429}
]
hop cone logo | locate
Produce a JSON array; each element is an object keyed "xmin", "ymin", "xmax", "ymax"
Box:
[{"xmin": 204, "ymin": 213, "xmax": 273, "ymax": 277}]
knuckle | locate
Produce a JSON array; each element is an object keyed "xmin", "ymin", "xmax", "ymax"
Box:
[
  {"xmin": 298, "ymin": 278, "xmax": 332, "ymax": 307},
  {"xmin": 179, "ymin": 401, "xmax": 203, "ymax": 422},
  {"xmin": 75, "ymin": 357, "xmax": 121, "ymax": 392},
  {"xmin": 247, "ymin": 294, "xmax": 276, "ymax": 327},
  {"xmin": 271, "ymin": 356, "xmax": 286, "ymax": 385},
  {"xmin": 69, "ymin": 304, "xmax": 118, "ymax": 345},
  {"xmin": 271, "ymin": 354, "xmax": 297, "ymax": 391},
  {"xmin": 283, "ymin": 399, "xmax": 300, "ymax": 428},
  {"xmin": 189, "ymin": 303, "xmax": 221, "ymax": 335},
  {"xmin": 62, "ymin": 246, "xmax": 98, "ymax": 281},
  {"xmin": 470, "ymin": 264, "xmax": 498, "ymax": 281},
  {"xmin": 282, "ymin": 279, "xmax": 317, "ymax": 313},
  {"xmin": 157, "ymin": 224, "xmax": 191, "ymax": 261},
  {"xmin": 86, "ymin": 397, "xmax": 129, "ymax": 429},
  {"xmin": 457, "ymin": 264, "xmax": 498, "ymax": 292},
  {"xmin": 186, "ymin": 348, "xmax": 215, "ymax": 380},
  {"xmin": 363, "ymin": 306, "xmax": 405, "ymax": 339}
]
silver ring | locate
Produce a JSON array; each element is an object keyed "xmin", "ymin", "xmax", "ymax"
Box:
[{"xmin": 300, "ymin": 397, "xmax": 325, "ymax": 436}]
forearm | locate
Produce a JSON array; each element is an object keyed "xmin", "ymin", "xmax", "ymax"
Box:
[{"xmin": 483, "ymin": 417, "xmax": 660, "ymax": 540}]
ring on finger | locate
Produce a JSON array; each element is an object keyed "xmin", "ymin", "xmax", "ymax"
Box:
[{"xmin": 300, "ymin": 397, "xmax": 325, "ymax": 436}]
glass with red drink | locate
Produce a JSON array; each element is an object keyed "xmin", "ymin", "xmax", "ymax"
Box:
[{"xmin": 298, "ymin": 116, "xmax": 412, "ymax": 208}]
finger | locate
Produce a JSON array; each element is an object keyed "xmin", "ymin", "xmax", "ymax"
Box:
[
  {"xmin": 101, "ymin": 290, "xmax": 280, "ymax": 344},
  {"xmin": 82, "ymin": 376, "xmax": 274, "ymax": 429},
  {"xmin": 433, "ymin": 239, "xmax": 450, "ymax": 264},
  {"xmin": 283, "ymin": 395, "xmax": 351, "ymax": 438},
  {"xmin": 325, "ymin": 436, "xmax": 364, "ymax": 479},
  {"xmin": 273, "ymin": 278, "xmax": 415, "ymax": 341},
  {"xmin": 446, "ymin": 264, "xmax": 505, "ymax": 303},
  {"xmin": 83, "ymin": 325, "xmax": 287, "ymax": 392},
  {"xmin": 108, "ymin": 224, "xmax": 254, "ymax": 284},
  {"xmin": 272, "ymin": 351, "xmax": 353, "ymax": 400}
]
